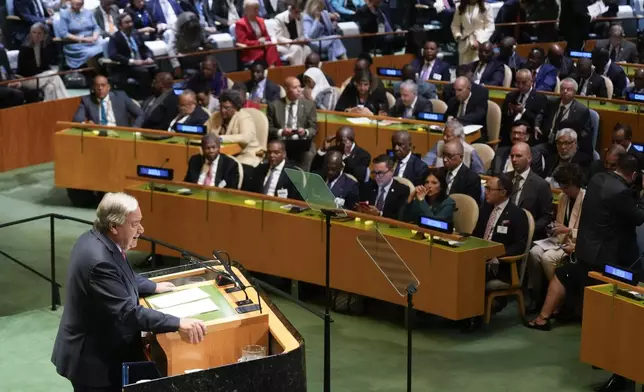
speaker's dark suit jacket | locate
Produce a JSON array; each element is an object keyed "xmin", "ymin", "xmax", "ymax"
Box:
[
  {"xmin": 573, "ymin": 72, "xmax": 608, "ymax": 98},
  {"xmin": 249, "ymin": 162, "xmax": 303, "ymax": 200},
  {"xmin": 473, "ymin": 200, "xmax": 529, "ymax": 283},
  {"xmin": 170, "ymin": 106, "xmax": 210, "ymax": 130},
  {"xmin": 576, "ymin": 171, "xmax": 644, "ymax": 268},
  {"xmin": 394, "ymin": 153, "xmax": 430, "ymax": 186},
  {"xmin": 389, "ymin": 96, "xmax": 433, "ymax": 119},
  {"xmin": 500, "ymin": 89, "xmax": 548, "ymax": 144},
  {"xmin": 469, "ymin": 59, "xmax": 505, "ymax": 87},
  {"xmin": 360, "ymin": 179, "xmax": 410, "ymax": 220},
  {"xmin": 536, "ymin": 98, "xmax": 592, "ymax": 156},
  {"xmin": 410, "ymin": 57, "xmax": 451, "ymax": 82},
  {"xmin": 322, "ymin": 172, "xmax": 360, "ymax": 210},
  {"xmin": 141, "ymin": 90, "xmax": 180, "ymax": 130},
  {"xmin": 488, "ymin": 145, "xmax": 544, "ymax": 176},
  {"xmin": 72, "ymin": 91, "xmax": 144, "ymax": 127},
  {"xmin": 184, "ymin": 153, "xmax": 240, "ymax": 189},
  {"xmin": 443, "ymin": 164, "xmax": 482, "ymax": 203},
  {"xmin": 310, "ymin": 144, "xmax": 371, "ymax": 184},
  {"xmin": 507, "ymin": 170, "xmax": 553, "ymax": 239},
  {"xmin": 51, "ymin": 230, "xmax": 179, "ymax": 388}
]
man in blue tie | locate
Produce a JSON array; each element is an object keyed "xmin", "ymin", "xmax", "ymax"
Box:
[{"xmin": 73, "ymin": 75, "xmax": 144, "ymax": 127}]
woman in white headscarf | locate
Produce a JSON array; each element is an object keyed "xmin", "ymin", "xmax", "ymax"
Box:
[{"xmin": 302, "ymin": 66, "xmax": 338, "ymax": 110}]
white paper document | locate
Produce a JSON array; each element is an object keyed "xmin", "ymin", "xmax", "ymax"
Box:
[
  {"xmin": 534, "ymin": 237, "xmax": 560, "ymax": 251},
  {"xmin": 158, "ymin": 298, "xmax": 219, "ymax": 318},
  {"xmin": 148, "ymin": 287, "xmax": 210, "ymax": 309},
  {"xmin": 346, "ymin": 117, "xmax": 374, "ymax": 125},
  {"xmin": 587, "ymin": 1, "xmax": 608, "ymax": 18},
  {"xmin": 463, "ymin": 124, "xmax": 483, "ymax": 135}
]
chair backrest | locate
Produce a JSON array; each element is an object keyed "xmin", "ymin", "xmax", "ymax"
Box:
[
  {"xmin": 230, "ymin": 156, "xmax": 244, "ymax": 189},
  {"xmin": 240, "ymin": 107, "xmax": 268, "ymax": 149},
  {"xmin": 449, "ymin": 193, "xmax": 479, "ymax": 234},
  {"xmin": 345, "ymin": 173, "xmax": 358, "ymax": 183},
  {"xmin": 394, "ymin": 176, "xmax": 415, "ymax": 194},
  {"xmin": 588, "ymin": 108, "xmax": 599, "ymax": 154},
  {"xmin": 601, "ymin": 75, "xmax": 614, "ymax": 99},
  {"xmin": 471, "ymin": 143, "xmax": 495, "ymax": 172},
  {"xmin": 554, "ymin": 76, "xmax": 561, "ymax": 94},
  {"xmin": 279, "ymin": 85, "xmax": 286, "ymax": 99},
  {"xmin": 340, "ymin": 76, "xmax": 352, "ymax": 92},
  {"xmin": 518, "ymin": 209, "xmax": 536, "ymax": 285},
  {"xmin": 502, "ymin": 64, "xmax": 512, "ymax": 88},
  {"xmin": 385, "ymin": 92, "xmax": 396, "ymax": 108},
  {"xmin": 486, "ymin": 100, "xmax": 501, "ymax": 142},
  {"xmin": 227, "ymin": 78, "xmax": 235, "ymax": 89},
  {"xmin": 229, "ymin": 24, "xmax": 236, "ymax": 39},
  {"xmin": 430, "ymin": 99, "xmax": 447, "ymax": 114}
]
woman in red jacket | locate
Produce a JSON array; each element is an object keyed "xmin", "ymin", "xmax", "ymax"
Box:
[{"xmin": 235, "ymin": 0, "xmax": 282, "ymax": 67}]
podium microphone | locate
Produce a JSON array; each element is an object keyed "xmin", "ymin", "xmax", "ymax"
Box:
[
  {"xmin": 181, "ymin": 252, "xmax": 235, "ymax": 286},
  {"xmin": 213, "ymin": 250, "xmax": 262, "ymax": 313}
]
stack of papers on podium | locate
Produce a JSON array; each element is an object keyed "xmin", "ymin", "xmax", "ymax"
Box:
[{"xmin": 148, "ymin": 287, "xmax": 219, "ymax": 317}]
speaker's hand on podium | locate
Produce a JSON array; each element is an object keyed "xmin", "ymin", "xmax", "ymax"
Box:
[
  {"xmin": 155, "ymin": 282, "xmax": 176, "ymax": 293},
  {"xmin": 179, "ymin": 319, "xmax": 207, "ymax": 344}
]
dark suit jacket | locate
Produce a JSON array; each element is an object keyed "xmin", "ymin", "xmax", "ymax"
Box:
[
  {"xmin": 124, "ymin": 6, "xmax": 158, "ymax": 33},
  {"xmin": 470, "ymin": 59, "xmax": 505, "ymax": 87},
  {"xmin": 442, "ymin": 82, "xmax": 489, "ymax": 106},
  {"xmin": 354, "ymin": 4, "xmax": 393, "ymax": 52},
  {"xmin": 325, "ymin": 172, "xmax": 360, "ymax": 210},
  {"xmin": 310, "ymin": 144, "xmax": 371, "ymax": 184},
  {"xmin": 171, "ymin": 107, "xmax": 210, "ymax": 130},
  {"xmin": 212, "ymin": 0, "xmax": 244, "ymax": 27},
  {"xmin": 360, "ymin": 179, "xmax": 410, "ymax": 220},
  {"xmin": 147, "ymin": 0, "xmax": 183, "ymax": 25},
  {"xmin": 500, "ymin": 89, "xmax": 548, "ymax": 144},
  {"xmin": 576, "ymin": 171, "xmax": 644, "ymax": 267},
  {"xmin": 533, "ymin": 64, "xmax": 558, "ymax": 92},
  {"xmin": 266, "ymin": 98, "xmax": 317, "ymax": 140},
  {"xmin": 395, "ymin": 154, "xmax": 430, "ymax": 186},
  {"xmin": 51, "ymin": 230, "xmax": 179, "ymax": 388},
  {"xmin": 261, "ymin": 0, "xmax": 287, "ymax": 18},
  {"xmin": 627, "ymin": 145, "xmax": 644, "ymax": 170},
  {"xmin": 444, "ymin": 164, "xmax": 482, "ymax": 203},
  {"xmin": 184, "ymin": 153, "xmax": 239, "ymax": 189},
  {"xmin": 558, "ymin": 56, "xmax": 575, "ymax": 79},
  {"xmin": 573, "ymin": 72, "xmax": 608, "ymax": 98},
  {"xmin": 107, "ymin": 31, "xmax": 154, "ymax": 65},
  {"xmin": 14, "ymin": 0, "xmax": 47, "ymax": 24},
  {"xmin": 604, "ymin": 62, "xmax": 627, "ymax": 98},
  {"xmin": 141, "ymin": 90, "xmax": 180, "ymax": 130},
  {"xmin": 246, "ymin": 79, "xmax": 281, "ymax": 104},
  {"xmin": 508, "ymin": 169, "xmax": 553, "ymax": 239},
  {"xmin": 17, "ymin": 44, "xmax": 56, "ymax": 77},
  {"xmin": 249, "ymin": 162, "xmax": 303, "ymax": 200},
  {"xmin": 473, "ymin": 200, "xmax": 529, "ymax": 282},
  {"xmin": 537, "ymin": 98, "xmax": 593, "ymax": 156},
  {"xmin": 389, "ymin": 96, "xmax": 433, "ymax": 119},
  {"xmin": 543, "ymin": 152, "xmax": 591, "ymax": 182},
  {"xmin": 410, "ymin": 57, "xmax": 451, "ymax": 82},
  {"xmin": 595, "ymin": 39, "xmax": 638, "ymax": 63},
  {"xmin": 446, "ymin": 92, "xmax": 488, "ymax": 131},
  {"xmin": 497, "ymin": 53, "xmax": 526, "ymax": 87},
  {"xmin": 335, "ymin": 82, "xmax": 390, "ymax": 114},
  {"xmin": 93, "ymin": 5, "xmax": 120, "ymax": 37},
  {"xmin": 489, "ymin": 145, "xmax": 544, "ymax": 176},
  {"xmin": 73, "ymin": 91, "xmax": 144, "ymax": 127}
]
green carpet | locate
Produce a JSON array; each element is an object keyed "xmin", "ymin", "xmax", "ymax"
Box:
[{"xmin": 0, "ymin": 163, "xmax": 610, "ymax": 391}]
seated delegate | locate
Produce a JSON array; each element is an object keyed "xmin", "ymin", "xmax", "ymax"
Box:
[
  {"xmin": 335, "ymin": 70, "xmax": 388, "ymax": 115},
  {"xmin": 422, "ymin": 118, "xmax": 485, "ymax": 174},
  {"xmin": 72, "ymin": 75, "xmax": 144, "ymax": 127},
  {"xmin": 399, "ymin": 170, "xmax": 455, "ymax": 224},
  {"xmin": 184, "ymin": 133, "xmax": 240, "ymax": 189}
]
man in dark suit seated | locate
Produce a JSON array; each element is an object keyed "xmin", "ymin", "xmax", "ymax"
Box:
[
  {"xmin": 311, "ymin": 126, "xmax": 371, "ymax": 184},
  {"xmin": 73, "ymin": 75, "xmax": 144, "ymax": 127},
  {"xmin": 506, "ymin": 142, "xmax": 553, "ymax": 240},
  {"xmin": 389, "ymin": 81, "xmax": 433, "ymax": 119},
  {"xmin": 297, "ymin": 53, "xmax": 335, "ymax": 87},
  {"xmin": 612, "ymin": 123, "xmax": 644, "ymax": 170},
  {"xmin": 489, "ymin": 120, "xmax": 545, "ymax": 176},
  {"xmin": 445, "ymin": 76, "xmax": 488, "ymax": 137},
  {"xmin": 526, "ymin": 154, "xmax": 644, "ymax": 336},
  {"xmin": 94, "ymin": 0, "xmax": 120, "ymax": 37},
  {"xmin": 595, "ymin": 24, "xmax": 638, "ymax": 64},
  {"xmin": 184, "ymin": 133, "xmax": 240, "ymax": 189},
  {"xmin": 354, "ymin": 0, "xmax": 404, "ymax": 54},
  {"xmin": 442, "ymin": 140, "xmax": 481, "ymax": 202},
  {"xmin": 526, "ymin": 47, "xmax": 557, "ymax": 92},
  {"xmin": 108, "ymin": 13, "xmax": 156, "ymax": 99},
  {"xmin": 411, "ymin": 41, "xmax": 451, "ymax": 82},
  {"xmin": 0, "ymin": 46, "xmax": 24, "ymax": 108},
  {"xmin": 356, "ymin": 154, "xmax": 409, "ymax": 219},
  {"xmin": 13, "ymin": 0, "xmax": 53, "ymax": 45},
  {"xmin": 249, "ymin": 140, "xmax": 302, "ymax": 200},
  {"xmin": 500, "ymin": 69, "xmax": 548, "ymax": 145},
  {"xmin": 572, "ymin": 58, "xmax": 608, "ymax": 98},
  {"xmin": 534, "ymin": 78, "xmax": 593, "ymax": 157},
  {"xmin": 546, "ymin": 43, "xmax": 575, "ymax": 80},
  {"xmin": 391, "ymin": 131, "xmax": 429, "ymax": 186},
  {"xmin": 167, "ymin": 90, "xmax": 210, "ymax": 131},
  {"xmin": 589, "ymin": 144, "xmax": 623, "ymax": 180},
  {"xmin": 51, "ymin": 193, "xmax": 206, "ymax": 391},
  {"xmin": 543, "ymin": 129, "xmax": 591, "ymax": 185},
  {"xmin": 246, "ymin": 61, "xmax": 281, "ymax": 104},
  {"xmin": 141, "ymin": 72, "xmax": 179, "ymax": 130},
  {"xmin": 592, "ymin": 47, "xmax": 627, "ymax": 98},
  {"xmin": 442, "ymin": 64, "xmax": 489, "ymax": 104},
  {"xmin": 267, "ymin": 76, "xmax": 317, "ymax": 170},
  {"xmin": 392, "ymin": 64, "xmax": 438, "ymax": 101},
  {"xmin": 185, "ymin": 56, "xmax": 228, "ymax": 99},
  {"xmin": 496, "ymin": 37, "xmax": 526, "ymax": 86},
  {"xmin": 623, "ymin": 69, "xmax": 644, "ymax": 98},
  {"xmin": 317, "ymin": 150, "xmax": 360, "ymax": 210},
  {"xmin": 469, "ymin": 42, "xmax": 505, "ymax": 87}
]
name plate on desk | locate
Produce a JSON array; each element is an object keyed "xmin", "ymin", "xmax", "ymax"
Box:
[
  {"xmin": 174, "ymin": 123, "xmax": 206, "ymax": 135},
  {"xmin": 416, "ymin": 112, "xmax": 446, "ymax": 123},
  {"xmin": 419, "ymin": 216, "xmax": 452, "ymax": 234},
  {"xmin": 569, "ymin": 51, "xmax": 592, "ymax": 59},
  {"xmin": 603, "ymin": 263, "xmax": 639, "ymax": 285},
  {"xmin": 377, "ymin": 67, "xmax": 402, "ymax": 78},
  {"xmin": 627, "ymin": 93, "xmax": 644, "ymax": 103},
  {"xmin": 137, "ymin": 165, "xmax": 174, "ymax": 181}
]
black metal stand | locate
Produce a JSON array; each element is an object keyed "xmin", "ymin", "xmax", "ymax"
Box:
[
  {"xmin": 406, "ymin": 283, "xmax": 417, "ymax": 392},
  {"xmin": 322, "ymin": 209, "xmax": 335, "ymax": 392}
]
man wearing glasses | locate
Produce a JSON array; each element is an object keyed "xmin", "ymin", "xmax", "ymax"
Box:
[
  {"xmin": 489, "ymin": 120, "xmax": 545, "ymax": 176},
  {"xmin": 356, "ymin": 154, "xmax": 409, "ymax": 219},
  {"xmin": 441, "ymin": 140, "xmax": 481, "ymax": 203},
  {"xmin": 543, "ymin": 129, "xmax": 591, "ymax": 185}
]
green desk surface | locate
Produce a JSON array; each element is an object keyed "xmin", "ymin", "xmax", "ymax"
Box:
[
  {"xmin": 133, "ymin": 183, "xmax": 498, "ymax": 252},
  {"xmin": 60, "ymin": 127, "xmax": 199, "ymax": 144},
  {"xmin": 144, "ymin": 284, "xmax": 237, "ymax": 322},
  {"xmin": 317, "ymin": 112, "xmax": 442, "ymax": 132},
  {"xmin": 589, "ymin": 284, "xmax": 644, "ymax": 308},
  {"xmin": 486, "ymin": 89, "xmax": 643, "ymax": 113}
]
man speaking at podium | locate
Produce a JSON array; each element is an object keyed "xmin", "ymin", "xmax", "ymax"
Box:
[{"xmin": 52, "ymin": 193, "xmax": 207, "ymax": 392}]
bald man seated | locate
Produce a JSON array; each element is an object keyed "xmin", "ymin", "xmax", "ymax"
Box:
[
  {"xmin": 316, "ymin": 151, "xmax": 360, "ymax": 210},
  {"xmin": 266, "ymin": 76, "xmax": 317, "ymax": 170},
  {"xmin": 445, "ymin": 76, "xmax": 488, "ymax": 136},
  {"xmin": 468, "ymin": 42, "xmax": 505, "ymax": 87},
  {"xmin": 499, "ymin": 69, "xmax": 548, "ymax": 145},
  {"xmin": 168, "ymin": 90, "xmax": 210, "ymax": 131},
  {"xmin": 141, "ymin": 72, "xmax": 180, "ymax": 130},
  {"xmin": 184, "ymin": 134, "xmax": 240, "ymax": 189},
  {"xmin": 595, "ymin": 24, "xmax": 639, "ymax": 64},
  {"xmin": 440, "ymin": 140, "xmax": 482, "ymax": 203},
  {"xmin": 311, "ymin": 126, "xmax": 371, "ymax": 184}
]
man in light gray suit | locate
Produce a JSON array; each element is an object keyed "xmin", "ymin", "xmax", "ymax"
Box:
[
  {"xmin": 266, "ymin": 76, "xmax": 317, "ymax": 170},
  {"xmin": 73, "ymin": 75, "xmax": 144, "ymax": 127},
  {"xmin": 595, "ymin": 24, "xmax": 639, "ymax": 64},
  {"xmin": 51, "ymin": 193, "xmax": 206, "ymax": 392}
]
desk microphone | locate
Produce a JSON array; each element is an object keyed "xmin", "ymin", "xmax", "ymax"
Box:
[
  {"xmin": 628, "ymin": 253, "xmax": 644, "ymax": 270},
  {"xmin": 181, "ymin": 252, "xmax": 235, "ymax": 286},
  {"xmin": 213, "ymin": 250, "xmax": 262, "ymax": 314},
  {"xmin": 150, "ymin": 158, "xmax": 171, "ymax": 192}
]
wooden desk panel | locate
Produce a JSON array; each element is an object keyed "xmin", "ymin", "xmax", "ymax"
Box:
[
  {"xmin": 130, "ymin": 186, "xmax": 504, "ymax": 320},
  {"xmin": 0, "ymin": 97, "xmax": 80, "ymax": 172}
]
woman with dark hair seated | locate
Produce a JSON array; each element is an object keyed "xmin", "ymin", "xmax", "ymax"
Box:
[
  {"xmin": 334, "ymin": 70, "xmax": 389, "ymax": 115},
  {"xmin": 399, "ymin": 170, "xmax": 455, "ymax": 224},
  {"xmin": 206, "ymin": 90, "xmax": 263, "ymax": 166},
  {"xmin": 125, "ymin": 0, "xmax": 158, "ymax": 41}
]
